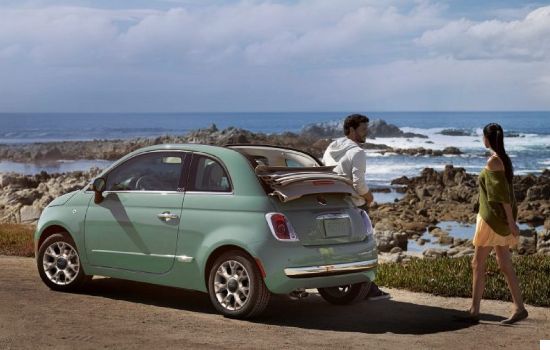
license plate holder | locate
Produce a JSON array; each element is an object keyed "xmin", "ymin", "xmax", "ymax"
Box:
[{"xmin": 323, "ymin": 217, "xmax": 351, "ymax": 238}]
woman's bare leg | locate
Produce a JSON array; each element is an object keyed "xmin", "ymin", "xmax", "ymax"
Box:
[
  {"xmin": 470, "ymin": 246, "xmax": 493, "ymax": 315},
  {"xmin": 494, "ymin": 245, "xmax": 525, "ymax": 313}
]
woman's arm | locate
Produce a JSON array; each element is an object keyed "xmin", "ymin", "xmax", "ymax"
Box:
[
  {"xmin": 502, "ymin": 203, "xmax": 520, "ymax": 237},
  {"xmin": 487, "ymin": 156, "xmax": 519, "ymax": 237}
]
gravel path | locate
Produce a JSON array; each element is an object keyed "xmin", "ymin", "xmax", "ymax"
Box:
[{"xmin": 0, "ymin": 255, "xmax": 548, "ymax": 349}]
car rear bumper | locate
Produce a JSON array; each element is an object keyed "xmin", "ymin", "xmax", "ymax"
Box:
[
  {"xmin": 284, "ymin": 258, "xmax": 377, "ymax": 278},
  {"xmin": 251, "ymin": 237, "xmax": 378, "ymax": 294}
]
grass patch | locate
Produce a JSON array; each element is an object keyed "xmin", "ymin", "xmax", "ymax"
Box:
[
  {"xmin": 0, "ymin": 223, "xmax": 35, "ymax": 257},
  {"xmin": 376, "ymin": 255, "xmax": 550, "ymax": 307}
]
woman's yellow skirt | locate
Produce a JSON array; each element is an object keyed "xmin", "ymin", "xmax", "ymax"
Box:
[{"xmin": 473, "ymin": 214, "xmax": 518, "ymax": 247}]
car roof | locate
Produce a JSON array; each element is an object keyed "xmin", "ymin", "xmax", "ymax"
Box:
[
  {"xmin": 224, "ymin": 143, "xmax": 322, "ymax": 165},
  {"xmin": 96, "ymin": 144, "xmax": 242, "ymax": 177},
  {"xmin": 96, "ymin": 143, "xmax": 322, "ymax": 180}
]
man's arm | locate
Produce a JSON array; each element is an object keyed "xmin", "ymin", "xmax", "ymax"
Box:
[{"xmin": 351, "ymin": 150, "xmax": 373, "ymax": 205}]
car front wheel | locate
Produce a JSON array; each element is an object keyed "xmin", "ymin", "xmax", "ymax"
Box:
[
  {"xmin": 207, "ymin": 251, "xmax": 271, "ymax": 319},
  {"xmin": 37, "ymin": 233, "xmax": 90, "ymax": 292},
  {"xmin": 318, "ymin": 282, "xmax": 371, "ymax": 305}
]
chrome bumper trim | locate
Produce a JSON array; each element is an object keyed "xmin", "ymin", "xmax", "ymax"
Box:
[{"xmin": 284, "ymin": 259, "xmax": 378, "ymax": 278}]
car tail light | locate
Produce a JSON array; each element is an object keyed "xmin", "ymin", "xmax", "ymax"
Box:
[
  {"xmin": 266, "ymin": 213, "xmax": 298, "ymax": 241},
  {"xmin": 359, "ymin": 209, "xmax": 374, "ymax": 239}
]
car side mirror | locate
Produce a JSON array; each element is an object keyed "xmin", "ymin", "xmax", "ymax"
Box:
[{"xmin": 92, "ymin": 177, "xmax": 106, "ymax": 204}]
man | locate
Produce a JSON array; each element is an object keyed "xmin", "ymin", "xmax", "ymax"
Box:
[{"xmin": 322, "ymin": 113, "xmax": 390, "ymax": 301}]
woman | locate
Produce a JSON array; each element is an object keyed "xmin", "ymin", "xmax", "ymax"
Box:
[{"xmin": 457, "ymin": 123, "xmax": 528, "ymax": 325}]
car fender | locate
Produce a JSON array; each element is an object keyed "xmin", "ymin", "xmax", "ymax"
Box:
[
  {"xmin": 35, "ymin": 191, "xmax": 93, "ymax": 264},
  {"xmin": 192, "ymin": 225, "xmax": 269, "ymax": 288}
]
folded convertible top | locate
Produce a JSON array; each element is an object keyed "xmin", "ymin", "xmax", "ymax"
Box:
[{"xmin": 255, "ymin": 165, "xmax": 362, "ymax": 204}]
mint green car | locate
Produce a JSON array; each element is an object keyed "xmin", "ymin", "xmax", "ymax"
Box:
[{"xmin": 35, "ymin": 144, "xmax": 377, "ymax": 318}]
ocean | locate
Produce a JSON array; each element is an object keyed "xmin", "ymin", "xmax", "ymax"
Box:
[{"xmin": 0, "ymin": 112, "xmax": 549, "ymax": 188}]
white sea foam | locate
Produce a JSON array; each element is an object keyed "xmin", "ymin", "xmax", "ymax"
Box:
[{"xmin": 366, "ymin": 127, "xmax": 550, "ymax": 154}]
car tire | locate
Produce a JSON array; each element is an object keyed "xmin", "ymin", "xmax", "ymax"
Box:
[
  {"xmin": 207, "ymin": 250, "xmax": 271, "ymax": 319},
  {"xmin": 37, "ymin": 233, "xmax": 91, "ymax": 292},
  {"xmin": 318, "ymin": 281, "xmax": 371, "ymax": 305}
]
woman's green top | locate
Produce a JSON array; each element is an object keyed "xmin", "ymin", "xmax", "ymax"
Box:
[{"xmin": 478, "ymin": 169, "xmax": 517, "ymax": 236}]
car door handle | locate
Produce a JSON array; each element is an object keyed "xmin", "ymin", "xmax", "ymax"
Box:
[{"xmin": 157, "ymin": 212, "xmax": 179, "ymax": 221}]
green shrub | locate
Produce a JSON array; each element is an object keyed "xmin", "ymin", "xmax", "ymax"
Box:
[
  {"xmin": 0, "ymin": 224, "xmax": 35, "ymax": 257},
  {"xmin": 375, "ymin": 255, "xmax": 550, "ymax": 307}
]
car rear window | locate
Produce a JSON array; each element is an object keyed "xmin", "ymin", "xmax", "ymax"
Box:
[{"xmin": 188, "ymin": 155, "xmax": 232, "ymax": 193}]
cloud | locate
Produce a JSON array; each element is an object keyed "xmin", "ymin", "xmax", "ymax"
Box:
[
  {"xmin": 0, "ymin": 1, "xmax": 548, "ymax": 111},
  {"xmin": 417, "ymin": 6, "xmax": 550, "ymax": 61},
  {"xmin": 0, "ymin": 1, "xmax": 445, "ymax": 67}
]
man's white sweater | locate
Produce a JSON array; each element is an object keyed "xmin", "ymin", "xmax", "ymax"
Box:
[{"xmin": 322, "ymin": 137, "xmax": 369, "ymax": 196}]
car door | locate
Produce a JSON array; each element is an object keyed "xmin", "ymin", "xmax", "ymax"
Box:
[{"xmin": 84, "ymin": 151, "xmax": 188, "ymax": 274}]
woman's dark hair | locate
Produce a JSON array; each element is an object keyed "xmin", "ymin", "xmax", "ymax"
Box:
[
  {"xmin": 483, "ymin": 123, "xmax": 514, "ymax": 183},
  {"xmin": 343, "ymin": 114, "xmax": 369, "ymax": 135}
]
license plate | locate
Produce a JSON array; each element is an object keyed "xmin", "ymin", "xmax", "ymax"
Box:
[{"xmin": 323, "ymin": 217, "xmax": 351, "ymax": 238}]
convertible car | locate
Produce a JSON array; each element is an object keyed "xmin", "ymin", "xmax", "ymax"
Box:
[{"xmin": 35, "ymin": 144, "xmax": 378, "ymax": 318}]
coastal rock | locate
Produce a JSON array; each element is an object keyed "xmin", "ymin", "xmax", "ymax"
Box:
[
  {"xmin": 20, "ymin": 205, "xmax": 41, "ymax": 223},
  {"xmin": 446, "ymin": 247, "xmax": 461, "ymax": 257},
  {"xmin": 438, "ymin": 129, "xmax": 473, "ymax": 136},
  {"xmin": 368, "ymin": 165, "xmax": 549, "ymax": 257},
  {"xmin": 423, "ymin": 248, "xmax": 447, "ymax": 259},
  {"xmin": 0, "ymin": 169, "xmax": 98, "ymax": 224},
  {"xmin": 437, "ymin": 235, "xmax": 454, "ymax": 245},
  {"xmin": 400, "ymin": 221, "xmax": 428, "ymax": 233},
  {"xmin": 442, "ymin": 147, "xmax": 462, "ymax": 155},
  {"xmin": 300, "ymin": 119, "xmax": 428, "ymax": 139},
  {"xmin": 391, "ymin": 176, "xmax": 410, "ymax": 186},
  {"xmin": 368, "ymin": 120, "xmax": 428, "ymax": 139},
  {"xmin": 378, "ymin": 251, "xmax": 407, "ymax": 264},
  {"xmin": 525, "ymin": 184, "xmax": 550, "ymax": 201},
  {"xmin": 515, "ymin": 229, "xmax": 537, "ymax": 255},
  {"xmin": 390, "ymin": 247, "xmax": 403, "ymax": 254},
  {"xmin": 375, "ymin": 231, "xmax": 408, "ymax": 252},
  {"xmin": 384, "ymin": 147, "xmax": 463, "ymax": 157},
  {"xmin": 454, "ymin": 248, "xmax": 475, "ymax": 258},
  {"xmin": 416, "ymin": 237, "xmax": 430, "ymax": 246},
  {"xmin": 451, "ymin": 238, "xmax": 468, "ymax": 247},
  {"xmin": 386, "ymin": 252, "xmax": 405, "ymax": 264},
  {"xmin": 537, "ymin": 230, "xmax": 550, "ymax": 251},
  {"xmin": 430, "ymin": 228, "xmax": 449, "ymax": 237}
]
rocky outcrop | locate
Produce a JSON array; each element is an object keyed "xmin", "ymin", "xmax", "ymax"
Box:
[
  {"xmin": 369, "ymin": 166, "xmax": 550, "ymax": 260},
  {"xmin": 0, "ymin": 123, "xmax": 466, "ymax": 164},
  {"xmin": 301, "ymin": 119, "xmax": 428, "ymax": 139},
  {"xmin": 0, "ymin": 169, "xmax": 101, "ymax": 224},
  {"xmin": 438, "ymin": 129, "xmax": 474, "ymax": 136},
  {"xmin": 379, "ymin": 146, "xmax": 462, "ymax": 157}
]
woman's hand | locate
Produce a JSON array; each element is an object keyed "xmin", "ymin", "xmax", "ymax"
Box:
[{"xmin": 509, "ymin": 222, "xmax": 520, "ymax": 237}]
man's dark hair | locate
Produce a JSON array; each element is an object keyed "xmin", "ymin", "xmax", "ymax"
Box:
[{"xmin": 343, "ymin": 114, "xmax": 369, "ymax": 135}]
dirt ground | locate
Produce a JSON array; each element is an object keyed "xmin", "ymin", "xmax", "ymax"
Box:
[{"xmin": 0, "ymin": 255, "xmax": 548, "ymax": 350}]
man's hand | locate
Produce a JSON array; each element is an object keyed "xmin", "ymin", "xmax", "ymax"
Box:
[{"xmin": 362, "ymin": 191, "xmax": 374, "ymax": 206}]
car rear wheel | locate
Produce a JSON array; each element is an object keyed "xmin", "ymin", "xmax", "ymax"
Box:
[
  {"xmin": 318, "ymin": 281, "xmax": 371, "ymax": 305},
  {"xmin": 37, "ymin": 233, "xmax": 91, "ymax": 292},
  {"xmin": 207, "ymin": 251, "xmax": 271, "ymax": 319}
]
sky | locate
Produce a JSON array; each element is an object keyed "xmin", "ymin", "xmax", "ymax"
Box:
[{"xmin": 0, "ymin": 0, "xmax": 549, "ymax": 112}]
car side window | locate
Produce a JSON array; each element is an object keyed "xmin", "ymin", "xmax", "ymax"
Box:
[
  {"xmin": 105, "ymin": 152, "xmax": 186, "ymax": 192},
  {"xmin": 189, "ymin": 155, "xmax": 231, "ymax": 192},
  {"xmin": 285, "ymin": 158, "xmax": 303, "ymax": 167}
]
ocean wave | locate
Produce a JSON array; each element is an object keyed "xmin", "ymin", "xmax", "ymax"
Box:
[{"xmin": 368, "ymin": 126, "xmax": 550, "ymax": 155}]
